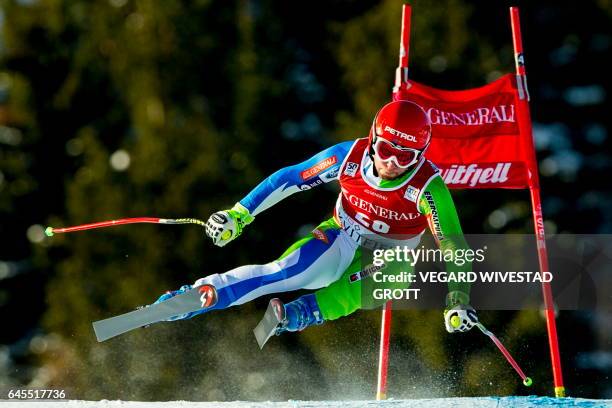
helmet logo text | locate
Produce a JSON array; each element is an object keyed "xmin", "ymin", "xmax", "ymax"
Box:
[{"xmin": 383, "ymin": 125, "xmax": 417, "ymax": 142}]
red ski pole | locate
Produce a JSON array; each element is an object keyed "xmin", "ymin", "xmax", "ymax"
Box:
[
  {"xmin": 45, "ymin": 217, "xmax": 206, "ymax": 236},
  {"xmin": 476, "ymin": 322, "xmax": 532, "ymax": 387}
]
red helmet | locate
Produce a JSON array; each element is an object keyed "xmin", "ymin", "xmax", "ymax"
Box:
[{"xmin": 368, "ymin": 100, "xmax": 432, "ymax": 168}]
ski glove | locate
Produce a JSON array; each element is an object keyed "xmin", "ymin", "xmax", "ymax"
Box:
[
  {"xmin": 444, "ymin": 290, "xmax": 477, "ymax": 333},
  {"xmin": 444, "ymin": 304, "xmax": 478, "ymax": 333},
  {"xmin": 205, "ymin": 203, "xmax": 254, "ymax": 247}
]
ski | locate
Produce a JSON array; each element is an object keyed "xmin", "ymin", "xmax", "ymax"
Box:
[
  {"xmin": 92, "ymin": 286, "xmax": 204, "ymax": 342},
  {"xmin": 253, "ymin": 298, "xmax": 285, "ymax": 349}
]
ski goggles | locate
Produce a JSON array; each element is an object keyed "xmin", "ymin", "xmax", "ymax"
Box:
[{"xmin": 372, "ymin": 136, "xmax": 422, "ymax": 168}]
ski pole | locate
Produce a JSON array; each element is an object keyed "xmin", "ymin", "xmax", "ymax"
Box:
[
  {"xmin": 476, "ymin": 322, "xmax": 532, "ymax": 387},
  {"xmin": 45, "ymin": 217, "xmax": 206, "ymax": 236}
]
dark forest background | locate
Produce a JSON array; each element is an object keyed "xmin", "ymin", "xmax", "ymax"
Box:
[{"xmin": 0, "ymin": 0, "xmax": 610, "ymax": 401}]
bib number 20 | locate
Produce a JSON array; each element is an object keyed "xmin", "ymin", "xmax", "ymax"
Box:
[{"xmin": 354, "ymin": 212, "xmax": 390, "ymax": 233}]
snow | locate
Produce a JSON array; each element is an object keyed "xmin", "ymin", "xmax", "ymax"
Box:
[{"xmin": 1, "ymin": 397, "xmax": 611, "ymax": 408}]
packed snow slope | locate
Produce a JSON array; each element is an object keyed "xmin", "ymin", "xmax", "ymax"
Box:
[{"xmin": 2, "ymin": 397, "xmax": 611, "ymax": 408}]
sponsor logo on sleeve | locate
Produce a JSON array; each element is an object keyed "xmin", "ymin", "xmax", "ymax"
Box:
[
  {"xmin": 320, "ymin": 166, "xmax": 340, "ymax": 182},
  {"xmin": 299, "ymin": 178, "xmax": 323, "ymax": 190},
  {"xmin": 343, "ymin": 162, "xmax": 359, "ymax": 177},
  {"xmin": 404, "ymin": 186, "xmax": 420, "ymax": 203},
  {"xmin": 424, "ymin": 191, "xmax": 443, "ymax": 241},
  {"xmin": 311, "ymin": 228, "xmax": 329, "ymax": 244},
  {"xmin": 301, "ymin": 156, "xmax": 338, "ymax": 180}
]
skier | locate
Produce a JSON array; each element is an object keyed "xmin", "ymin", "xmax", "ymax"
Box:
[{"xmin": 154, "ymin": 100, "xmax": 478, "ymax": 341}]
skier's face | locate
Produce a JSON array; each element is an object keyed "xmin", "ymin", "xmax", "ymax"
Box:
[{"xmin": 373, "ymin": 154, "xmax": 409, "ymax": 179}]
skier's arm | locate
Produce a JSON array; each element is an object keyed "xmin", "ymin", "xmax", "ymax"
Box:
[
  {"xmin": 418, "ymin": 175, "xmax": 472, "ymax": 307},
  {"xmin": 239, "ymin": 141, "xmax": 353, "ymax": 216},
  {"xmin": 205, "ymin": 141, "xmax": 353, "ymax": 247}
]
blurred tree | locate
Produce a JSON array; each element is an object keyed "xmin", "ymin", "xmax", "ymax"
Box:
[{"xmin": 0, "ymin": 0, "xmax": 610, "ymax": 400}]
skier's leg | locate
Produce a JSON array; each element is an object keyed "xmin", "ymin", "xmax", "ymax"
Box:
[
  {"xmin": 272, "ymin": 251, "xmax": 363, "ymax": 332},
  {"xmin": 317, "ymin": 250, "xmax": 411, "ymax": 319},
  {"xmin": 155, "ymin": 218, "xmax": 355, "ymax": 319},
  {"xmin": 199, "ymin": 220, "xmax": 354, "ymax": 310},
  {"xmin": 276, "ymin": 249, "xmax": 411, "ymax": 333}
]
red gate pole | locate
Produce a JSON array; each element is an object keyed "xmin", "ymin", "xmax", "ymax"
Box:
[
  {"xmin": 376, "ymin": 302, "xmax": 393, "ymax": 400},
  {"xmin": 509, "ymin": 7, "xmax": 566, "ymax": 397},
  {"xmin": 393, "ymin": 4, "xmax": 411, "ymax": 94},
  {"xmin": 377, "ymin": 4, "xmax": 412, "ymax": 401}
]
